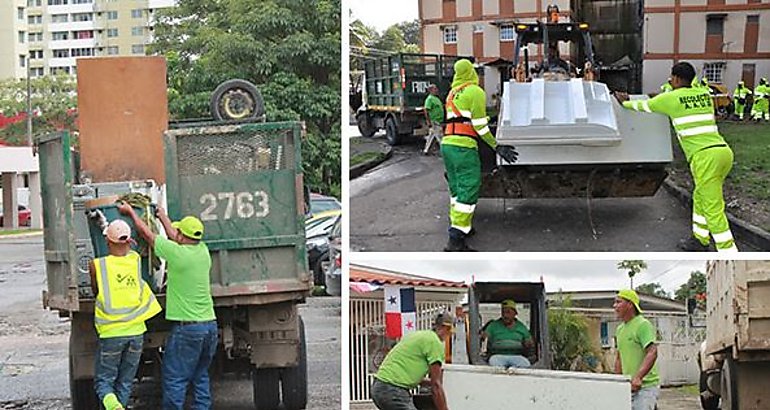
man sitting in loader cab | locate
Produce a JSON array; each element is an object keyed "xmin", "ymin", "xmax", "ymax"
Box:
[{"xmin": 481, "ymin": 300, "xmax": 534, "ymax": 369}]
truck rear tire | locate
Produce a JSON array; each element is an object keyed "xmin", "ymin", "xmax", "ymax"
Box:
[
  {"xmin": 252, "ymin": 367, "xmax": 281, "ymax": 410},
  {"xmin": 356, "ymin": 112, "xmax": 376, "ymax": 138},
  {"xmin": 210, "ymin": 79, "xmax": 265, "ymax": 121},
  {"xmin": 699, "ymin": 371, "xmax": 719, "ymax": 410},
  {"xmin": 720, "ymin": 357, "xmax": 738, "ymax": 410},
  {"xmin": 385, "ymin": 117, "xmax": 400, "ymax": 146},
  {"xmin": 69, "ymin": 351, "xmax": 98, "ymax": 410},
  {"xmin": 281, "ymin": 317, "xmax": 308, "ymax": 410}
]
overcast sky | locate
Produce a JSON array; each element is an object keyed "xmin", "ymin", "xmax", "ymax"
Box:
[
  {"xmin": 349, "ymin": 0, "xmax": 419, "ymax": 32},
  {"xmin": 351, "ymin": 259, "xmax": 708, "ymax": 295}
]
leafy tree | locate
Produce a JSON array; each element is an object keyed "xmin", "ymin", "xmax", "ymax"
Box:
[
  {"xmin": 395, "ymin": 20, "xmax": 421, "ymax": 47},
  {"xmin": 674, "ymin": 271, "xmax": 707, "ymax": 309},
  {"xmin": 371, "ymin": 26, "xmax": 406, "ymax": 54},
  {"xmin": 635, "ymin": 282, "xmax": 670, "ymax": 299},
  {"xmin": 617, "ymin": 260, "xmax": 648, "ymax": 288},
  {"xmin": 548, "ymin": 296, "xmax": 602, "ymax": 372},
  {"xmin": 0, "ymin": 75, "xmax": 77, "ymax": 146},
  {"xmin": 151, "ymin": 0, "xmax": 341, "ymax": 197}
]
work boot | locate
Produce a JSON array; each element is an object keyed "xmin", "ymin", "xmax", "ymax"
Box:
[
  {"xmin": 444, "ymin": 236, "xmax": 476, "ymax": 252},
  {"xmin": 678, "ymin": 237, "xmax": 711, "ymax": 252}
]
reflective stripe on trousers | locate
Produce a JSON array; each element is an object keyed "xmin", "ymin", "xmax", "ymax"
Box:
[{"xmin": 441, "ymin": 143, "xmax": 481, "ymax": 236}]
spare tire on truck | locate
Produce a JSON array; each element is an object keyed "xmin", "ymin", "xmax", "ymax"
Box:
[{"xmin": 210, "ymin": 79, "xmax": 266, "ymax": 121}]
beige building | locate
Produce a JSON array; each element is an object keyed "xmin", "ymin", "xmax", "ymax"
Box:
[
  {"xmin": 0, "ymin": 0, "xmax": 174, "ymax": 80},
  {"xmin": 419, "ymin": 0, "xmax": 770, "ymax": 95},
  {"xmin": 0, "ymin": 0, "xmax": 30, "ymax": 80}
]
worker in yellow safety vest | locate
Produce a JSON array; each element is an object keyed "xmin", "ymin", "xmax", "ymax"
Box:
[{"xmin": 89, "ymin": 219, "xmax": 162, "ymax": 410}]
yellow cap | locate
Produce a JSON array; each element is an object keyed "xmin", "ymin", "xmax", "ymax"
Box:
[
  {"xmin": 617, "ymin": 289, "xmax": 643, "ymax": 313},
  {"xmin": 171, "ymin": 216, "xmax": 204, "ymax": 240},
  {"xmin": 501, "ymin": 299, "xmax": 517, "ymax": 310}
]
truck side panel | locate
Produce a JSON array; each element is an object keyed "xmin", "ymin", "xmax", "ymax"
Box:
[
  {"xmin": 38, "ymin": 131, "xmax": 80, "ymax": 312},
  {"xmin": 706, "ymin": 261, "xmax": 770, "ymax": 356}
]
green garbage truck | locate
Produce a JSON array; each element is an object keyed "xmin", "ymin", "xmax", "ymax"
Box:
[
  {"xmin": 355, "ymin": 53, "xmax": 473, "ymax": 145},
  {"xmin": 36, "ymin": 57, "xmax": 312, "ymax": 410}
]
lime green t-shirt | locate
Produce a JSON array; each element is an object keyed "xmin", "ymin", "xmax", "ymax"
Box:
[
  {"xmin": 484, "ymin": 318, "xmax": 532, "ymax": 355},
  {"xmin": 615, "ymin": 315, "xmax": 660, "ymax": 388},
  {"xmin": 374, "ymin": 330, "xmax": 445, "ymax": 389},
  {"xmin": 154, "ymin": 237, "xmax": 216, "ymax": 322},
  {"xmin": 424, "ymin": 94, "xmax": 444, "ymax": 124}
]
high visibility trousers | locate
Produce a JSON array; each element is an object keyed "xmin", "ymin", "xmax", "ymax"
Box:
[
  {"xmin": 441, "ymin": 143, "xmax": 481, "ymax": 236},
  {"xmin": 690, "ymin": 145, "xmax": 737, "ymax": 252},
  {"xmin": 752, "ymin": 99, "xmax": 769, "ymax": 120},
  {"xmin": 735, "ymin": 101, "xmax": 745, "ymax": 119}
]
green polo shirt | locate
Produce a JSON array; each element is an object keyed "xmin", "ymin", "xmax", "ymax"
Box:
[
  {"xmin": 616, "ymin": 315, "xmax": 660, "ymax": 388},
  {"xmin": 374, "ymin": 330, "xmax": 445, "ymax": 389},
  {"xmin": 154, "ymin": 236, "xmax": 216, "ymax": 322},
  {"xmin": 484, "ymin": 318, "xmax": 532, "ymax": 355},
  {"xmin": 424, "ymin": 94, "xmax": 444, "ymax": 124}
]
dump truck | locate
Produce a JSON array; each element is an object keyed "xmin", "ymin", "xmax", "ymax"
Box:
[
  {"xmin": 39, "ymin": 57, "xmax": 309, "ymax": 409},
  {"xmin": 482, "ymin": 14, "xmax": 673, "ymax": 198},
  {"xmin": 698, "ymin": 260, "xmax": 770, "ymax": 410},
  {"xmin": 414, "ymin": 282, "xmax": 630, "ymax": 410},
  {"xmin": 355, "ymin": 53, "xmax": 473, "ymax": 145}
]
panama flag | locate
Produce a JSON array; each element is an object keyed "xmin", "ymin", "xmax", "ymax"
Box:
[{"xmin": 384, "ymin": 286, "xmax": 417, "ymax": 339}]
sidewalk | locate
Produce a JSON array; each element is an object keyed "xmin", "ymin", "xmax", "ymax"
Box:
[{"xmin": 350, "ymin": 136, "xmax": 392, "ymax": 179}]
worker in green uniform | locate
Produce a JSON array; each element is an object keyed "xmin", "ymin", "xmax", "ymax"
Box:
[
  {"xmin": 423, "ymin": 84, "xmax": 444, "ymax": 155},
  {"xmin": 118, "ymin": 204, "xmax": 218, "ymax": 409},
  {"xmin": 613, "ymin": 289, "xmax": 660, "ymax": 410},
  {"xmin": 733, "ymin": 81, "xmax": 752, "ymax": 120},
  {"xmin": 660, "ymin": 78, "xmax": 673, "ymax": 94},
  {"xmin": 616, "ymin": 62, "xmax": 738, "ymax": 252},
  {"xmin": 752, "ymin": 78, "xmax": 769, "ymax": 121},
  {"xmin": 90, "ymin": 220, "xmax": 162, "ymax": 410},
  {"xmin": 371, "ymin": 313, "xmax": 454, "ymax": 410},
  {"xmin": 441, "ymin": 59, "xmax": 518, "ymax": 251},
  {"xmin": 481, "ymin": 299, "xmax": 534, "ymax": 368}
]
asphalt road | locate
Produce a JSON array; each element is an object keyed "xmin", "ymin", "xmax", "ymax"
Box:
[
  {"xmin": 0, "ymin": 236, "xmax": 341, "ymax": 409},
  {"xmin": 349, "ymin": 130, "xmax": 755, "ymax": 252}
]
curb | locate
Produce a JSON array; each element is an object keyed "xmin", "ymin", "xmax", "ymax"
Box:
[
  {"xmin": 0, "ymin": 230, "xmax": 43, "ymax": 239},
  {"xmin": 662, "ymin": 179, "xmax": 770, "ymax": 251},
  {"xmin": 349, "ymin": 143, "xmax": 393, "ymax": 180}
]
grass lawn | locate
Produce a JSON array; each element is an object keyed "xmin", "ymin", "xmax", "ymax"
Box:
[
  {"xmin": 0, "ymin": 228, "xmax": 41, "ymax": 236},
  {"xmin": 350, "ymin": 151, "xmax": 385, "ymax": 167},
  {"xmin": 668, "ymin": 121, "xmax": 770, "ymax": 232}
]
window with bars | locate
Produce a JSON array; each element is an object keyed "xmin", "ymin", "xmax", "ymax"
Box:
[
  {"xmin": 443, "ymin": 26, "xmax": 457, "ymax": 44},
  {"xmin": 703, "ymin": 62, "xmax": 725, "ymax": 83},
  {"xmin": 500, "ymin": 24, "xmax": 515, "ymax": 42}
]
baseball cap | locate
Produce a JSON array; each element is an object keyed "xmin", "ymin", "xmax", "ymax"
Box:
[
  {"xmin": 104, "ymin": 219, "xmax": 131, "ymax": 244},
  {"xmin": 433, "ymin": 312, "xmax": 455, "ymax": 331},
  {"xmin": 172, "ymin": 216, "xmax": 204, "ymax": 240},
  {"xmin": 501, "ymin": 299, "xmax": 517, "ymax": 310},
  {"xmin": 617, "ymin": 289, "xmax": 643, "ymax": 314}
]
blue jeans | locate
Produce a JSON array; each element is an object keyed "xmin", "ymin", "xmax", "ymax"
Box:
[
  {"xmin": 162, "ymin": 321, "xmax": 218, "ymax": 410},
  {"xmin": 632, "ymin": 386, "xmax": 660, "ymax": 410},
  {"xmin": 488, "ymin": 354, "xmax": 531, "ymax": 369},
  {"xmin": 94, "ymin": 334, "xmax": 144, "ymax": 407}
]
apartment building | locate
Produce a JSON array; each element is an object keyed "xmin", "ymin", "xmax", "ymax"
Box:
[
  {"xmin": 0, "ymin": 0, "xmax": 29, "ymax": 80},
  {"xmin": 1, "ymin": 0, "xmax": 174, "ymax": 80},
  {"xmin": 419, "ymin": 0, "xmax": 770, "ymax": 95}
]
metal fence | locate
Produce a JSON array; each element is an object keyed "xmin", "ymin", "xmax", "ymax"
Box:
[{"xmin": 350, "ymin": 296, "xmax": 456, "ymax": 402}]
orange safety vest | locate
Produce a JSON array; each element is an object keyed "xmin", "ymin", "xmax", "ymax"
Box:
[{"xmin": 444, "ymin": 82, "xmax": 479, "ymax": 139}]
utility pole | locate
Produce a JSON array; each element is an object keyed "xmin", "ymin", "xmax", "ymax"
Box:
[{"xmin": 26, "ymin": 54, "xmax": 33, "ymax": 153}]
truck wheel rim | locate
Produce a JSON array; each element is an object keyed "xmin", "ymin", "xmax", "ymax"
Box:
[{"xmin": 222, "ymin": 89, "xmax": 255, "ymax": 119}]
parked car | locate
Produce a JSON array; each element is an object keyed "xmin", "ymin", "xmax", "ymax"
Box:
[
  {"xmin": 0, "ymin": 204, "xmax": 31, "ymax": 227},
  {"xmin": 324, "ymin": 215, "xmax": 342, "ymax": 296},
  {"xmin": 307, "ymin": 193, "xmax": 340, "ymax": 218},
  {"xmin": 305, "ymin": 209, "xmax": 341, "ymax": 286}
]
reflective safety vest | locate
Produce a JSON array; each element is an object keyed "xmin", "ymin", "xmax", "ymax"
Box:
[
  {"xmin": 733, "ymin": 85, "xmax": 751, "ymax": 100},
  {"xmin": 444, "ymin": 82, "xmax": 478, "ymax": 139},
  {"xmin": 94, "ymin": 252, "xmax": 161, "ymax": 338}
]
